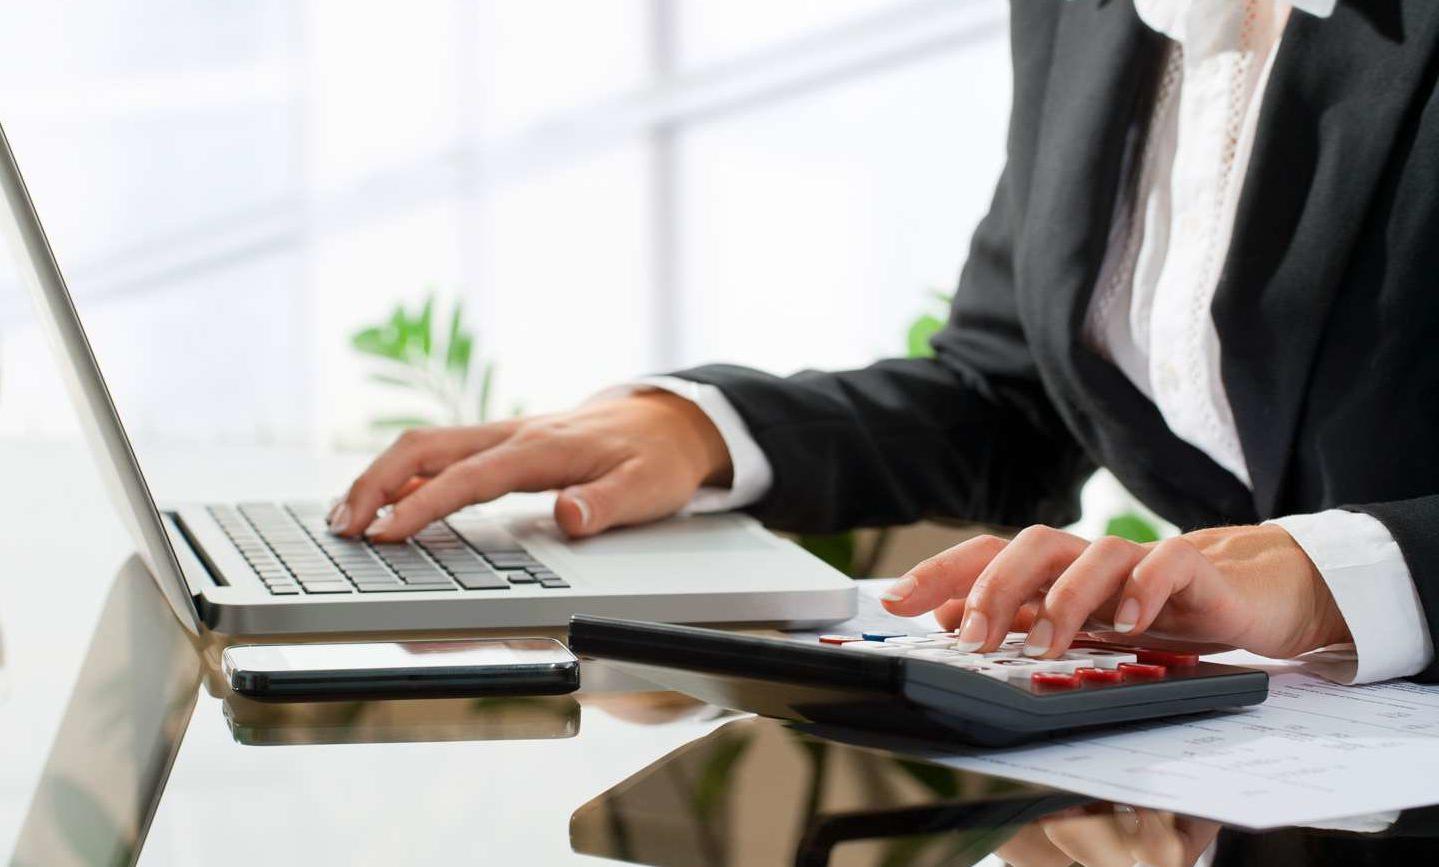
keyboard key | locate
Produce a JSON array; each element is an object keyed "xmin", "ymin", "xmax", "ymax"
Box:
[
  {"xmin": 268, "ymin": 583, "xmax": 301, "ymax": 595},
  {"xmin": 538, "ymin": 578, "xmax": 570, "ymax": 589},
  {"xmin": 300, "ymin": 582, "xmax": 352, "ymax": 594},
  {"xmin": 486, "ymin": 554, "xmax": 542, "ymax": 569},
  {"xmin": 356, "ymin": 582, "xmax": 426, "ymax": 592},
  {"xmin": 502, "ymin": 570, "xmax": 537, "ymax": 584},
  {"xmin": 817, "ymin": 634, "xmax": 863, "ymax": 645},
  {"xmin": 454, "ymin": 573, "xmax": 508, "ymax": 590},
  {"xmin": 449, "ymin": 523, "xmax": 524, "ymax": 553}
]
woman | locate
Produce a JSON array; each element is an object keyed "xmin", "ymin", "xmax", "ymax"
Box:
[{"xmin": 330, "ymin": 0, "xmax": 1439, "ymax": 685}]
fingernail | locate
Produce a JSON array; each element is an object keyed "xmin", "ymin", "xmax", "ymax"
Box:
[
  {"xmin": 364, "ymin": 513, "xmax": 395, "ymax": 538},
  {"xmin": 1114, "ymin": 597, "xmax": 1141, "ymax": 633},
  {"xmin": 1113, "ymin": 804, "xmax": 1140, "ymax": 834},
  {"xmin": 328, "ymin": 503, "xmax": 350, "ymax": 534},
  {"xmin": 954, "ymin": 610, "xmax": 988, "ymax": 652},
  {"xmin": 569, "ymin": 493, "xmax": 592, "ymax": 531},
  {"xmin": 1022, "ymin": 619, "xmax": 1053, "ymax": 657},
  {"xmin": 880, "ymin": 576, "xmax": 916, "ymax": 603}
]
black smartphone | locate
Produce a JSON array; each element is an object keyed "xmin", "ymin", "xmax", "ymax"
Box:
[{"xmin": 222, "ymin": 638, "xmax": 579, "ymax": 701}]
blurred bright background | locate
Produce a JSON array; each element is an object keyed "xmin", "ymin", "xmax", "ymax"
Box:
[
  {"xmin": 0, "ymin": 0, "xmax": 1012, "ymax": 446},
  {"xmin": 0, "ymin": 0, "xmax": 1159, "ymax": 540}
]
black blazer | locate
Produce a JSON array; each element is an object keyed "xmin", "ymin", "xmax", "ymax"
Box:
[{"xmin": 674, "ymin": 0, "xmax": 1439, "ymax": 681}]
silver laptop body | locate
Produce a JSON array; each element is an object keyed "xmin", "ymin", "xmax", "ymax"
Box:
[{"xmin": 0, "ymin": 122, "xmax": 855, "ymax": 636}]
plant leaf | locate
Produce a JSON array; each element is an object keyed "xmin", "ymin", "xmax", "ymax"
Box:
[
  {"xmin": 905, "ymin": 313, "xmax": 944, "ymax": 360},
  {"xmin": 1104, "ymin": 512, "xmax": 1162, "ymax": 543},
  {"xmin": 369, "ymin": 415, "xmax": 437, "ymax": 431}
]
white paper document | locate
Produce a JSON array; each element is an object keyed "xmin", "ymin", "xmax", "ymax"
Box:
[{"xmin": 800, "ymin": 581, "xmax": 1439, "ymax": 828}]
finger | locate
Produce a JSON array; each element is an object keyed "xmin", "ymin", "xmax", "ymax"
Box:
[
  {"xmin": 880, "ymin": 534, "xmax": 1008, "ymax": 617},
  {"xmin": 1171, "ymin": 816, "xmax": 1223, "ymax": 866},
  {"xmin": 1041, "ymin": 813, "xmax": 1134, "ymax": 867},
  {"xmin": 993, "ymin": 821, "xmax": 1076, "ymax": 867},
  {"xmin": 1126, "ymin": 810, "xmax": 1188, "ymax": 867},
  {"xmin": 1027, "ymin": 536, "xmax": 1148, "ymax": 658},
  {"xmin": 1115, "ymin": 537, "xmax": 1211, "ymax": 637},
  {"xmin": 935, "ymin": 596, "xmax": 1041, "ymax": 634},
  {"xmin": 364, "ymin": 443, "xmax": 561, "ymax": 541},
  {"xmin": 957, "ymin": 525, "xmax": 1088, "ymax": 652},
  {"xmin": 555, "ymin": 459, "xmax": 686, "ymax": 538},
  {"xmin": 335, "ymin": 423, "xmax": 518, "ymax": 535}
]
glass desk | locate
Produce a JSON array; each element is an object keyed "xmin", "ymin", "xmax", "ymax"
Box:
[{"xmin": 9, "ymin": 555, "xmax": 1439, "ymax": 867}]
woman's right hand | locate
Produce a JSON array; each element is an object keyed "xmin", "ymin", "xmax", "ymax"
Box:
[{"xmin": 327, "ymin": 391, "xmax": 733, "ymax": 542}]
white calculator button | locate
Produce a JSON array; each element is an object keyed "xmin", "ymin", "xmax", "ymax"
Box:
[
  {"xmin": 886, "ymin": 635, "xmax": 938, "ymax": 646},
  {"xmin": 908, "ymin": 649, "xmax": 981, "ymax": 662},
  {"xmin": 842, "ymin": 641, "xmax": 906, "ymax": 653},
  {"xmin": 1028, "ymin": 657, "xmax": 1096, "ymax": 674},
  {"xmin": 978, "ymin": 650, "xmax": 1022, "ymax": 660},
  {"xmin": 1065, "ymin": 648, "xmax": 1138, "ymax": 669}
]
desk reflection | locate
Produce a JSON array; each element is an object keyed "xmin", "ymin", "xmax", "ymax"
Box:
[
  {"xmin": 11, "ymin": 556, "xmax": 201, "ymax": 867},
  {"xmin": 571, "ymin": 716, "xmax": 1076, "ymax": 867},
  {"xmin": 222, "ymin": 692, "xmax": 579, "ymax": 747}
]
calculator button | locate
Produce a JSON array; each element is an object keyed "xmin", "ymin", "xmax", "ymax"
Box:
[
  {"xmin": 818, "ymin": 635, "xmax": 863, "ymax": 645},
  {"xmin": 842, "ymin": 640, "xmax": 906, "ymax": 653},
  {"xmin": 1077, "ymin": 667, "xmax": 1124, "ymax": 685},
  {"xmin": 861, "ymin": 631, "xmax": 906, "ymax": 642},
  {"xmin": 1064, "ymin": 648, "xmax": 1138, "ymax": 669},
  {"xmin": 1135, "ymin": 648, "xmax": 1200, "ymax": 667},
  {"xmin": 1118, "ymin": 662, "xmax": 1167, "ymax": 680},
  {"xmin": 1031, "ymin": 671, "xmax": 1081, "ymax": 691},
  {"xmin": 908, "ymin": 649, "xmax": 982, "ymax": 663},
  {"xmin": 885, "ymin": 636, "xmax": 937, "ymax": 646}
]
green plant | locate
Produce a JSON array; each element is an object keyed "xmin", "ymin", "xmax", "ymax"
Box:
[
  {"xmin": 1104, "ymin": 510, "xmax": 1161, "ymax": 543},
  {"xmin": 350, "ymin": 292, "xmax": 500, "ymax": 431}
]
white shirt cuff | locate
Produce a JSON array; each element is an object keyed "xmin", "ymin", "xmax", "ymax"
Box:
[
  {"xmin": 590, "ymin": 376, "xmax": 773, "ymax": 513},
  {"xmin": 1268, "ymin": 509, "xmax": 1435, "ymax": 684}
]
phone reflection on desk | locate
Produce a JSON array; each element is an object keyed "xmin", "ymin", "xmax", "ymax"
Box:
[{"xmin": 221, "ymin": 692, "xmax": 580, "ymax": 747}]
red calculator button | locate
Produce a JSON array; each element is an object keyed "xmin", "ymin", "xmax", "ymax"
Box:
[
  {"xmin": 818, "ymin": 635, "xmax": 863, "ymax": 645},
  {"xmin": 1118, "ymin": 662, "xmax": 1167, "ymax": 680},
  {"xmin": 1070, "ymin": 639, "xmax": 1143, "ymax": 652},
  {"xmin": 1031, "ymin": 671, "xmax": 1081, "ymax": 691},
  {"xmin": 1135, "ymin": 648, "xmax": 1199, "ymax": 667},
  {"xmin": 1077, "ymin": 667, "xmax": 1124, "ymax": 685}
]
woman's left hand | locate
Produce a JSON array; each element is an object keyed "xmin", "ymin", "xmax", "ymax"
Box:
[{"xmin": 880, "ymin": 523, "xmax": 1351, "ymax": 660}]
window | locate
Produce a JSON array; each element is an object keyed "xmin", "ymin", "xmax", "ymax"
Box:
[{"xmin": 0, "ymin": 0, "xmax": 1012, "ymax": 451}]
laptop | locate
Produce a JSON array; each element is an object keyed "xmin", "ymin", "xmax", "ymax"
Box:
[{"xmin": 0, "ymin": 122, "xmax": 856, "ymax": 636}]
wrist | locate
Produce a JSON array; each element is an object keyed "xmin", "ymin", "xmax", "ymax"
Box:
[{"xmin": 634, "ymin": 391, "xmax": 733, "ymax": 488}]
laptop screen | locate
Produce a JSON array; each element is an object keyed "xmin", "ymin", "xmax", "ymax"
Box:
[{"xmin": 0, "ymin": 122, "xmax": 202, "ymax": 634}]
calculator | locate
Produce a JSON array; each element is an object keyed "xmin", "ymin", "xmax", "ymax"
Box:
[{"xmin": 568, "ymin": 615, "xmax": 1269, "ymax": 747}]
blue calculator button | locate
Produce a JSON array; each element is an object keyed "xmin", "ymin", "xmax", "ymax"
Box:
[{"xmin": 860, "ymin": 631, "xmax": 907, "ymax": 642}]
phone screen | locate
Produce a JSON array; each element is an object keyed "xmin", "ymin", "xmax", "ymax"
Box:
[{"xmin": 229, "ymin": 638, "xmax": 574, "ymax": 675}]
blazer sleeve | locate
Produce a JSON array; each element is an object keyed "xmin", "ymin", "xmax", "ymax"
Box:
[
  {"xmin": 1346, "ymin": 498, "xmax": 1439, "ymax": 683},
  {"xmin": 670, "ymin": 163, "xmax": 1095, "ymax": 535}
]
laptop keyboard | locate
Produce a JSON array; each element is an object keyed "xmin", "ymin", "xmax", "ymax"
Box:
[{"xmin": 207, "ymin": 503, "xmax": 572, "ymax": 596}]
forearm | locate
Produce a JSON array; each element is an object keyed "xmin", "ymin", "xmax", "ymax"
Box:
[{"xmin": 672, "ymin": 359, "xmax": 1094, "ymax": 534}]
